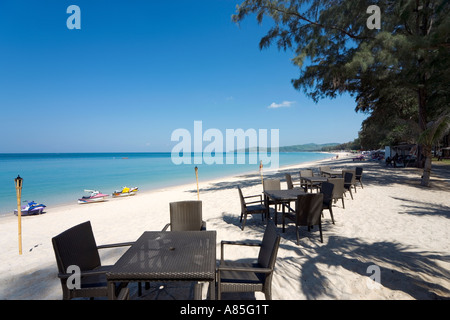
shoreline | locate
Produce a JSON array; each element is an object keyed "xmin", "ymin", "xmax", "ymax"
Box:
[
  {"xmin": 0, "ymin": 151, "xmax": 338, "ymax": 219},
  {"xmin": 1, "ymin": 152, "xmax": 448, "ymax": 300}
]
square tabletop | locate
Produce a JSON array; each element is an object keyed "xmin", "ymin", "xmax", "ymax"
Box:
[
  {"xmin": 300, "ymin": 176, "xmax": 329, "ymax": 183},
  {"xmin": 321, "ymin": 170, "xmax": 343, "ymax": 176},
  {"xmin": 107, "ymin": 231, "xmax": 216, "ymax": 282},
  {"xmin": 264, "ymin": 189, "xmax": 306, "ymax": 201},
  {"xmin": 263, "ymin": 189, "xmax": 306, "ymax": 224}
]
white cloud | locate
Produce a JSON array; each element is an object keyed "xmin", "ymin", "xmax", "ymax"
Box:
[{"xmin": 267, "ymin": 101, "xmax": 296, "ymax": 109}]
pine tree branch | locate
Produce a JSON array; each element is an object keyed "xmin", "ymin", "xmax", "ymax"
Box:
[{"xmin": 262, "ymin": 4, "xmax": 375, "ymax": 41}]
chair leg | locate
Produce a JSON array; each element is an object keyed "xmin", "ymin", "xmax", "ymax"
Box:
[
  {"xmin": 264, "ymin": 280, "xmax": 272, "ymax": 300},
  {"xmin": 329, "ymin": 207, "xmax": 335, "ymax": 224},
  {"xmin": 296, "ymin": 225, "xmax": 300, "ymax": 245},
  {"xmin": 217, "ymin": 271, "xmax": 221, "ymax": 300},
  {"xmin": 319, "ymin": 223, "xmax": 323, "ymax": 243},
  {"xmin": 349, "ymin": 188, "xmax": 353, "ymax": 200},
  {"xmin": 241, "ymin": 214, "xmax": 247, "ymax": 230}
]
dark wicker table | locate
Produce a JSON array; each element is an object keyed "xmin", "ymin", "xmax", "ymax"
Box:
[
  {"xmin": 320, "ymin": 169, "xmax": 343, "ymax": 177},
  {"xmin": 106, "ymin": 231, "xmax": 216, "ymax": 300},
  {"xmin": 264, "ymin": 189, "xmax": 306, "ymax": 225},
  {"xmin": 300, "ymin": 176, "xmax": 328, "ymax": 192}
]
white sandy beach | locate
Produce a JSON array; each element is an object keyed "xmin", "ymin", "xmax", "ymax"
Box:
[{"xmin": 0, "ymin": 153, "xmax": 449, "ymax": 300}]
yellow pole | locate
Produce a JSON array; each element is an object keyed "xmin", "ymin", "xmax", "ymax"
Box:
[
  {"xmin": 14, "ymin": 175, "xmax": 23, "ymax": 255},
  {"xmin": 195, "ymin": 166, "xmax": 199, "ymax": 200},
  {"xmin": 259, "ymin": 161, "xmax": 264, "ymax": 187}
]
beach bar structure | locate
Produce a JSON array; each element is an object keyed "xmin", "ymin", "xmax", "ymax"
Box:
[
  {"xmin": 385, "ymin": 144, "xmax": 418, "ymax": 167},
  {"xmin": 440, "ymin": 147, "xmax": 450, "ymax": 159}
]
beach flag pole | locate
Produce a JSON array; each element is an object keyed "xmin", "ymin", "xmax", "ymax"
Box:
[
  {"xmin": 14, "ymin": 175, "xmax": 23, "ymax": 255},
  {"xmin": 259, "ymin": 161, "xmax": 264, "ymax": 187},
  {"xmin": 195, "ymin": 166, "xmax": 199, "ymax": 200}
]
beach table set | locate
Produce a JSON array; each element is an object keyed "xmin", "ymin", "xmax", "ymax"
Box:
[
  {"xmin": 263, "ymin": 189, "xmax": 306, "ymax": 225},
  {"xmin": 300, "ymin": 176, "xmax": 328, "ymax": 193},
  {"xmin": 106, "ymin": 230, "xmax": 216, "ymax": 300},
  {"xmin": 320, "ymin": 169, "xmax": 343, "ymax": 177},
  {"xmin": 263, "ymin": 170, "xmax": 336, "ymax": 227}
]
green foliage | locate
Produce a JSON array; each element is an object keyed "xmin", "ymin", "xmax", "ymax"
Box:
[
  {"xmin": 280, "ymin": 143, "xmax": 340, "ymax": 151},
  {"xmin": 233, "ymin": 0, "xmax": 450, "ymax": 185},
  {"xmin": 238, "ymin": 143, "xmax": 340, "ymax": 152},
  {"xmin": 321, "ymin": 138, "xmax": 361, "ymax": 151}
]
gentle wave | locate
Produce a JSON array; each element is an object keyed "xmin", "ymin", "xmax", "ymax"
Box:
[{"xmin": 0, "ymin": 152, "xmax": 333, "ymax": 215}]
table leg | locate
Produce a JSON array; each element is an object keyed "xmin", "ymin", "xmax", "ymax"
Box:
[
  {"xmin": 210, "ymin": 280, "xmax": 216, "ymax": 300},
  {"xmin": 107, "ymin": 281, "xmax": 116, "ymax": 300},
  {"xmin": 264, "ymin": 194, "xmax": 269, "ymax": 221},
  {"xmin": 274, "ymin": 201, "xmax": 278, "ymax": 225},
  {"xmin": 194, "ymin": 282, "xmax": 202, "ymax": 300}
]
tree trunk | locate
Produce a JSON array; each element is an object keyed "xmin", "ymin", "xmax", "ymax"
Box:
[
  {"xmin": 421, "ymin": 144, "xmax": 432, "ymax": 187},
  {"xmin": 418, "ymin": 87, "xmax": 431, "ymax": 187}
]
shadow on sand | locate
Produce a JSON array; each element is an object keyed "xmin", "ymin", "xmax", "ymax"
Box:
[{"xmin": 219, "ymin": 211, "xmax": 450, "ymax": 300}]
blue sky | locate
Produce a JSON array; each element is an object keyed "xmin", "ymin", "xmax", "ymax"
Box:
[{"xmin": 0, "ymin": 0, "xmax": 368, "ymax": 153}]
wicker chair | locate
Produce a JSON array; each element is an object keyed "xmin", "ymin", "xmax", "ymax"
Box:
[
  {"xmin": 162, "ymin": 200, "xmax": 206, "ymax": 231},
  {"xmin": 217, "ymin": 221, "xmax": 280, "ymax": 300},
  {"xmin": 327, "ymin": 177, "xmax": 345, "ymax": 209},
  {"xmin": 263, "ymin": 178, "xmax": 281, "ymax": 191},
  {"xmin": 238, "ymin": 186, "xmax": 266, "ymax": 230},
  {"xmin": 319, "ymin": 166, "xmax": 331, "ymax": 176},
  {"xmin": 263, "ymin": 178, "xmax": 282, "ymax": 213},
  {"xmin": 285, "ymin": 173, "xmax": 302, "ymax": 190},
  {"xmin": 342, "ymin": 171, "xmax": 355, "ymax": 200},
  {"xmin": 321, "ymin": 181, "xmax": 335, "ymax": 224},
  {"xmin": 282, "ymin": 193, "xmax": 324, "ymax": 244},
  {"xmin": 299, "ymin": 169, "xmax": 320, "ymax": 192},
  {"xmin": 355, "ymin": 166, "xmax": 364, "ymax": 189},
  {"xmin": 51, "ymin": 221, "xmax": 133, "ymax": 300}
]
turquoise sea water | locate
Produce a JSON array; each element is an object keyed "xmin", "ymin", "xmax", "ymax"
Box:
[{"xmin": 0, "ymin": 152, "xmax": 334, "ymax": 215}]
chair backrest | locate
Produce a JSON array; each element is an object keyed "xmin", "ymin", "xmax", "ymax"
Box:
[
  {"xmin": 355, "ymin": 166, "xmax": 363, "ymax": 178},
  {"xmin": 237, "ymin": 186, "xmax": 246, "ymax": 211},
  {"xmin": 299, "ymin": 169, "xmax": 313, "ymax": 177},
  {"xmin": 285, "ymin": 173, "xmax": 294, "ymax": 189},
  {"xmin": 169, "ymin": 200, "xmax": 203, "ymax": 231},
  {"xmin": 319, "ymin": 166, "xmax": 331, "ymax": 175},
  {"xmin": 343, "ymin": 171, "xmax": 354, "ymax": 186},
  {"xmin": 52, "ymin": 221, "xmax": 101, "ymax": 273},
  {"xmin": 327, "ymin": 178, "xmax": 344, "ymax": 198},
  {"xmin": 263, "ymin": 179, "xmax": 280, "ymax": 191},
  {"xmin": 257, "ymin": 221, "xmax": 281, "ymax": 270},
  {"xmin": 295, "ymin": 194, "xmax": 324, "ymax": 226},
  {"xmin": 320, "ymin": 181, "xmax": 334, "ymax": 205}
]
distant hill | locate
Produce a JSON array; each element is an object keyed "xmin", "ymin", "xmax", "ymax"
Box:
[
  {"xmin": 237, "ymin": 143, "xmax": 340, "ymax": 152},
  {"xmin": 280, "ymin": 143, "xmax": 340, "ymax": 152}
]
